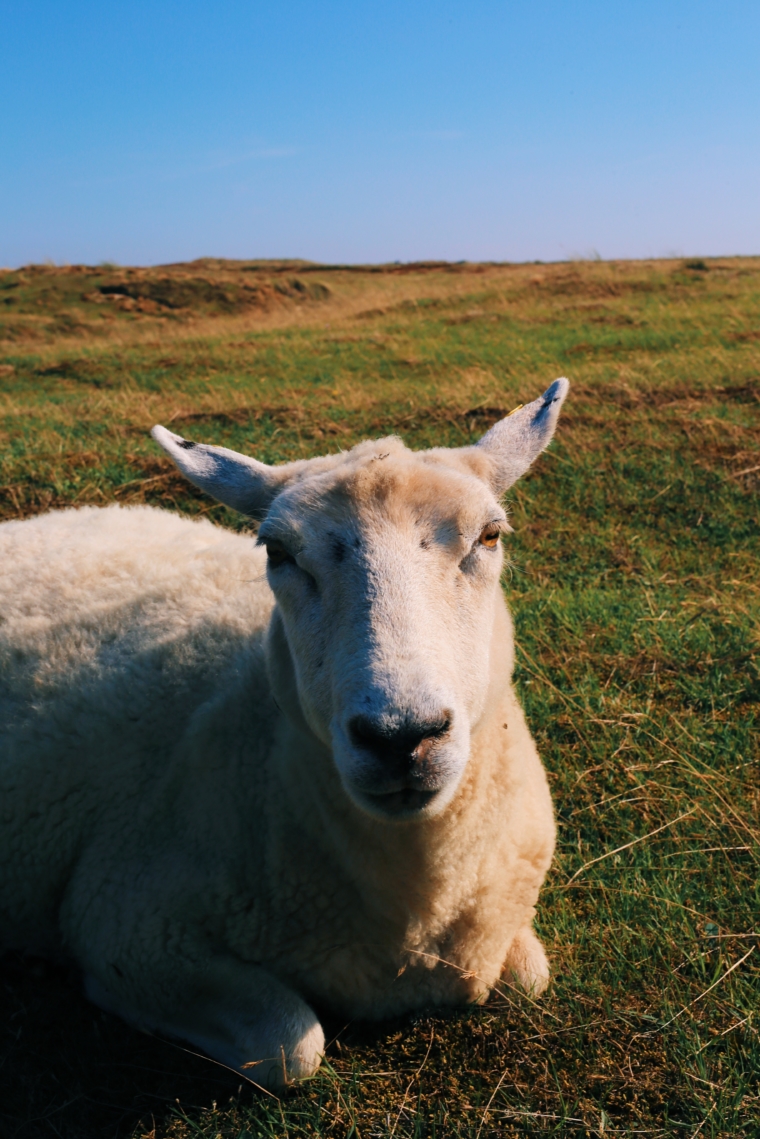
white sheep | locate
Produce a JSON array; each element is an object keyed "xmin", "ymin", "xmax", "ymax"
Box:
[{"xmin": 0, "ymin": 378, "xmax": 568, "ymax": 1088}]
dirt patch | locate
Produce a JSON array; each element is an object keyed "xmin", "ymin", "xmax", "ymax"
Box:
[
  {"xmin": 36, "ymin": 357, "xmax": 117, "ymax": 385},
  {"xmin": 45, "ymin": 313, "xmax": 92, "ymax": 337},
  {"xmin": 0, "ymin": 319, "xmax": 42, "ymax": 343},
  {"xmin": 444, "ymin": 310, "xmax": 503, "ymax": 325},
  {"xmin": 570, "ymin": 378, "xmax": 760, "ymax": 410},
  {"xmin": 719, "ymin": 378, "xmax": 760, "ymax": 403},
  {"xmin": 90, "ymin": 276, "xmax": 330, "ymax": 315},
  {"xmin": 528, "ymin": 270, "xmax": 671, "ymax": 301}
]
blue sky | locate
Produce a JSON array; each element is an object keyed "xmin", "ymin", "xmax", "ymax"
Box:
[{"xmin": 1, "ymin": 1, "xmax": 758, "ymax": 266}]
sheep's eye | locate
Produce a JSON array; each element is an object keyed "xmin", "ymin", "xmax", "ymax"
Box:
[
  {"xmin": 265, "ymin": 541, "xmax": 295, "ymax": 568},
  {"xmin": 479, "ymin": 526, "xmax": 501, "ymax": 549}
]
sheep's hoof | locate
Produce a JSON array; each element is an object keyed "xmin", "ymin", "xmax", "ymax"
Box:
[
  {"xmin": 502, "ymin": 927, "xmax": 550, "ymax": 997},
  {"xmin": 285, "ymin": 1018, "xmax": 326, "ymax": 1083},
  {"xmin": 242, "ymin": 1018, "xmax": 325, "ymax": 1090}
]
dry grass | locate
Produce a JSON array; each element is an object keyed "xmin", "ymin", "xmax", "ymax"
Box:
[{"xmin": 1, "ymin": 255, "xmax": 758, "ymax": 1137}]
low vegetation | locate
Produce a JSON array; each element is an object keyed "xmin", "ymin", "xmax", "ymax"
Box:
[{"xmin": 1, "ymin": 255, "xmax": 758, "ymax": 1137}]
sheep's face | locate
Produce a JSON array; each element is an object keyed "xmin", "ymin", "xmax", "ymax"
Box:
[
  {"xmin": 258, "ymin": 441, "xmax": 508, "ymax": 819},
  {"xmin": 152, "ymin": 378, "xmax": 568, "ymax": 821}
]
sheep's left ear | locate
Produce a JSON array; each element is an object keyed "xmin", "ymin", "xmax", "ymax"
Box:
[{"xmin": 474, "ymin": 377, "xmax": 569, "ymax": 493}]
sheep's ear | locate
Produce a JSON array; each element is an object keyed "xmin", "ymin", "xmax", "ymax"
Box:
[
  {"xmin": 151, "ymin": 426, "xmax": 288, "ymax": 519},
  {"xmin": 475, "ymin": 377, "xmax": 569, "ymax": 493}
]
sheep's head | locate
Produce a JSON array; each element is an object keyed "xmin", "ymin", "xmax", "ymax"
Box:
[{"xmin": 152, "ymin": 378, "xmax": 568, "ymax": 821}]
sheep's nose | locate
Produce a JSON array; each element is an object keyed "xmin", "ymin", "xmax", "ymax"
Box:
[{"xmin": 348, "ymin": 713, "xmax": 452, "ymax": 770}]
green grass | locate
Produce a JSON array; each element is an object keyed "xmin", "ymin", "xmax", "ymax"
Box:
[{"xmin": 1, "ymin": 256, "xmax": 758, "ymax": 1138}]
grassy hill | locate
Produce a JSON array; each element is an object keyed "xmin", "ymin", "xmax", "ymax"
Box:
[{"xmin": 1, "ymin": 256, "xmax": 758, "ymax": 1137}]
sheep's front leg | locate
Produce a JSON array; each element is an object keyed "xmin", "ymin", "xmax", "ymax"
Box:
[
  {"xmin": 502, "ymin": 925, "xmax": 550, "ymax": 996},
  {"xmin": 84, "ymin": 958, "xmax": 324, "ymax": 1089}
]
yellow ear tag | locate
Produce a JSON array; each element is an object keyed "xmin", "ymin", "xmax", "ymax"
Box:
[{"xmin": 507, "ymin": 403, "xmax": 524, "ymax": 416}]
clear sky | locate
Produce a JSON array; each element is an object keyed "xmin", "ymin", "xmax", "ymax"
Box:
[{"xmin": 1, "ymin": 1, "xmax": 758, "ymax": 267}]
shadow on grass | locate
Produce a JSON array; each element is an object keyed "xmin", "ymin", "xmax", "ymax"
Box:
[
  {"xmin": 0, "ymin": 953, "xmax": 432, "ymax": 1139},
  {"xmin": 0, "ymin": 953, "xmax": 250, "ymax": 1139}
]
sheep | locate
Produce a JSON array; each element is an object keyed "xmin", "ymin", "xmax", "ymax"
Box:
[{"xmin": 0, "ymin": 377, "xmax": 569, "ymax": 1089}]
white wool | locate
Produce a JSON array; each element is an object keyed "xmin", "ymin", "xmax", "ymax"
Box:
[{"xmin": 0, "ymin": 381, "xmax": 568, "ymax": 1089}]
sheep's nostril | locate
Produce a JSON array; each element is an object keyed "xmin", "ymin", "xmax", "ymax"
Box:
[{"xmin": 348, "ymin": 714, "xmax": 452, "ymax": 767}]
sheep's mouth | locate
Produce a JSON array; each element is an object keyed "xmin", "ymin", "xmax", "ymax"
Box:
[{"xmin": 361, "ymin": 787, "xmax": 439, "ymax": 816}]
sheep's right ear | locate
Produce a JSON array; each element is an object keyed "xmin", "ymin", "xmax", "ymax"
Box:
[{"xmin": 151, "ymin": 426, "xmax": 288, "ymax": 519}]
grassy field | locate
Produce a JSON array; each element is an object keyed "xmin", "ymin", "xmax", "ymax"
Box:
[{"xmin": 0, "ymin": 255, "xmax": 758, "ymax": 1138}]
